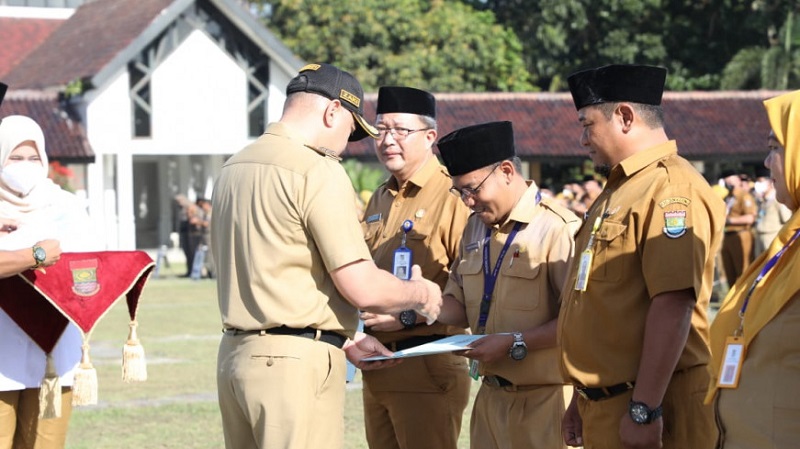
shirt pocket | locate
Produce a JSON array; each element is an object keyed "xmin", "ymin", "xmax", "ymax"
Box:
[
  {"xmin": 590, "ymin": 220, "xmax": 627, "ymax": 282},
  {"xmin": 406, "ymin": 222, "xmax": 433, "ymax": 267},
  {"xmin": 499, "ymin": 247, "xmax": 542, "ymax": 311},
  {"xmin": 362, "ymin": 220, "xmax": 383, "ymax": 242},
  {"xmin": 457, "ymin": 250, "xmax": 483, "ymax": 310}
]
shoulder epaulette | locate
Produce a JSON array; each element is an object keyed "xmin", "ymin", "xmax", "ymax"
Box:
[{"xmin": 304, "ymin": 144, "xmax": 342, "ymax": 162}]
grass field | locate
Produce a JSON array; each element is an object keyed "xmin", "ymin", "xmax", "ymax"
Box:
[
  {"xmin": 64, "ymin": 272, "xmax": 477, "ymax": 449},
  {"xmin": 64, "ymin": 266, "xmax": 720, "ymax": 449}
]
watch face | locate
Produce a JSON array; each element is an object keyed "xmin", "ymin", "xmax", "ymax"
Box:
[
  {"xmin": 399, "ymin": 310, "xmax": 416, "ymax": 327},
  {"xmin": 33, "ymin": 246, "xmax": 46, "ymax": 263},
  {"xmin": 510, "ymin": 344, "xmax": 527, "ymax": 361},
  {"xmin": 630, "ymin": 403, "xmax": 650, "ymax": 424}
]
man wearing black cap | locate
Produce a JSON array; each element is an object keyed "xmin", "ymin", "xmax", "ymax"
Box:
[
  {"xmin": 720, "ymin": 169, "xmax": 757, "ymax": 285},
  {"xmin": 211, "ymin": 64, "xmax": 444, "ymax": 449},
  {"xmin": 434, "ymin": 121, "xmax": 580, "ymax": 449},
  {"xmin": 558, "ymin": 64, "xmax": 725, "ymax": 449},
  {"xmin": 358, "ymin": 86, "xmax": 470, "ymax": 449}
]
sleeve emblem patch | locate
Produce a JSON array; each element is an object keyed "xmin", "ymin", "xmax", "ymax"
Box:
[{"xmin": 663, "ymin": 210, "xmax": 687, "ymax": 238}]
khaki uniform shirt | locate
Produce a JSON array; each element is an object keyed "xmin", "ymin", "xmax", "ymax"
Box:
[
  {"xmin": 362, "ymin": 156, "xmax": 469, "ymax": 343},
  {"xmin": 725, "ymin": 189, "xmax": 757, "ymax": 232},
  {"xmin": 211, "ymin": 122, "xmax": 372, "ymax": 339},
  {"xmin": 559, "ymin": 141, "xmax": 726, "ymax": 387},
  {"xmin": 444, "ymin": 184, "xmax": 581, "ymax": 386},
  {"xmin": 716, "ymin": 292, "xmax": 800, "ymax": 448}
]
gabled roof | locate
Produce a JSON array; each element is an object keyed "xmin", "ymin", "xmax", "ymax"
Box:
[
  {"xmin": 0, "ymin": 90, "xmax": 95, "ymax": 163},
  {"xmin": 4, "ymin": 0, "xmax": 303, "ymax": 90},
  {"xmin": 344, "ymin": 91, "xmax": 779, "ymax": 162},
  {"xmin": 0, "ymin": 17, "xmax": 66, "ymax": 79}
]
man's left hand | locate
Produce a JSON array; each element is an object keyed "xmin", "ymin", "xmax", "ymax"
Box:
[
  {"xmin": 344, "ymin": 332, "xmax": 402, "ymax": 371},
  {"xmin": 619, "ymin": 413, "xmax": 663, "ymax": 449},
  {"xmin": 456, "ymin": 333, "xmax": 513, "ymax": 364}
]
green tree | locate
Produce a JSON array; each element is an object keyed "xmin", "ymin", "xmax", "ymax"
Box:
[
  {"xmin": 342, "ymin": 159, "xmax": 386, "ymax": 196},
  {"xmin": 464, "ymin": 0, "xmax": 767, "ymax": 91},
  {"xmin": 255, "ymin": 0, "xmax": 534, "ymax": 92},
  {"xmin": 721, "ymin": 2, "xmax": 800, "ymax": 89}
]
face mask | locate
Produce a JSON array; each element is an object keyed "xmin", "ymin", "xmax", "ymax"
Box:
[{"xmin": 1, "ymin": 161, "xmax": 44, "ymax": 196}]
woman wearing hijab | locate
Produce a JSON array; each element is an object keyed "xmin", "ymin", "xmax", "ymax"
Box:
[
  {"xmin": 0, "ymin": 115, "xmax": 94, "ymax": 449},
  {"xmin": 706, "ymin": 90, "xmax": 800, "ymax": 448}
]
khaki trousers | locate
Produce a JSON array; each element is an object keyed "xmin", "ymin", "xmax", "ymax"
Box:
[
  {"xmin": 721, "ymin": 231, "xmax": 754, "ymax": 286},
  {"xmin": 0, "ymin": 387, "xmax": 73, "ymax": 449},
  {"xmin": 577, "ymin": 365, "xmax": 717, "ymax": 449},
  {"xmin": 217, "ymin": 333, "xmax": 346, "ymax": 449},
  {"xmin": 470, "ymin": 383, "xmax": 565, "ymax": 449},
  {"xmin": 362, "ymin": 353, "xmax": 470, "ymax": 449}
]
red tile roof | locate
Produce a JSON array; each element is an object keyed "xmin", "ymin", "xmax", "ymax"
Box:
[
  {"xmin": 0, "ymin": 17, "xmax": 65, "ymax": 79},
  {"xmin": 344, "ymin": 91, "xmax": 780, "ymax": 162},
  {"xmin": 0, "ymin": 90, "xmax": 95, "ymax": 163},
  {"xmin": 4, "ymin": 0, "xmax": 174, "ymax": 89}
]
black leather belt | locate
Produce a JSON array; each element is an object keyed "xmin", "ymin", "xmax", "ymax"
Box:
[
  {"xmin": 223, "ymin": 326, "xmax": 347, "ymax": 349},
  {"xmin": 576, "ymin": 381, "xmax": 635, "ymax": 401},
  {"xmin": 388, "ymin": 334, "xmax": 447, "ymax": 352},
  {"xmin": 483, "ymin": 375, "xmax": 513, "ymax": 387}
]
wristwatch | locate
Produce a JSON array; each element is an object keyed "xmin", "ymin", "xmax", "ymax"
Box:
[
  {"xmin": 629, "ymin": 400, "xmax": 663, "ymax": 425},
  {"xmin": 32, "ymin": 245, "xmax": 46, "ymax": 269},
  {"xmin": 399, "ymin": 310, "xmax": 417, "ymax": 330},
  {"xmin": 508, "ymin": 332, "xmax": 527, "ymax": 361}
]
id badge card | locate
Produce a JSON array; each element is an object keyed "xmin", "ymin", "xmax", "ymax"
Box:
[
  {"xmin": 574, "ymin": 249, "xmax": 593, "ymax": 291},
  {"xmin": 716, "ymin": 336, "xmax": 746, "ymax": 389},
  {"xmin": 469, "ymin": 359, "xmax": 480, "ymax": 380},
  {"xmin": 393, "ymin": 247, "xmax": 412, "ymax": 280}
]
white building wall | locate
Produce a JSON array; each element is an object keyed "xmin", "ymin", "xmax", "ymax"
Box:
[
  {"xmin": 79, "ymin": 28, "xmax": 296, "ymax": 250},
  {"xmin": 84, "ymin": 70, "xmax": 132, "ymax": 249},
  {"xmin": 268, "ymin": 60, "xmax": 291, "ymax": 124},
  {"xmin": 143, "ymin": 29, "xmax": 251, "ymax": 156}
]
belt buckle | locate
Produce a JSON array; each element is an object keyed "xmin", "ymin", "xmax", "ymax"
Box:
[
  {"xmin": 576, "ymin": 387, "xmax": 589, "ymax": 400},
  {"xmin": 483, "ymin": 376, "xmax": 500, "ymax": 387}
]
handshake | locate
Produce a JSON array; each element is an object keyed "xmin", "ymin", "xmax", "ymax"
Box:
[{"xmin": 407, "ymin": 264, "xmax": 442, "ymax": 325}]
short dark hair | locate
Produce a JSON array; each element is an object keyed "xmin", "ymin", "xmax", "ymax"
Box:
[{"xmin": 596, "ymin": 102, "xmax": 664, "ymax": 129}]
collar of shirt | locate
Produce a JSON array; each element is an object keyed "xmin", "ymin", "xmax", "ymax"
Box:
[
  {"xmin": 495, "ymin": 181, "xmax": 541, "ymax": 229},
  {"xmin": 612, "ymin": 140, "xmax": 678, "ymax": 184},
  {"xmin": 386, "ymin": 154, "xmax": 442, "ymax": 195}
]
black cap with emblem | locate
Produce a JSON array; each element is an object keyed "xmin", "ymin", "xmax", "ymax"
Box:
[
  {"xmin": 437, "ymin": 121, "xmax": 515, "ymax": 177},
  {"xmin": 286, "ymin": 63, "xmax": 378, "ymax": 142}
]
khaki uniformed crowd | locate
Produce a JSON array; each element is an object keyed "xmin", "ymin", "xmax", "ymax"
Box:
[{"xmin": 204, "ymin": 61, "xmax": 800, "ymax": 449}]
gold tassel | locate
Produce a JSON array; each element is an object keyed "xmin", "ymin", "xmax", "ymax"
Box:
[
  {"xmin": 38, "ymin": 353, "xmax": 61, "ymax": 419},
  {"xmin": 71, "ymin": 343, "xmax": 97, "ymax": 406},
  {"xmin": 122, "ymin": 320, "xmax": 147, "ymax": 382}
]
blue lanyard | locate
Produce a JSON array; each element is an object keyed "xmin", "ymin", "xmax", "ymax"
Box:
[
  {"xmin": 739, "ymin": 227, "xmax": 800, "ymax": 319},
  {"xmin": 477, "ymin": 221, "xmax": 523, "ymax": 333}
]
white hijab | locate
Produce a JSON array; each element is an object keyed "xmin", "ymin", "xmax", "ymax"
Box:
[{"xmin": 0, "ymin": 115, "xmax": 83, "ymax": 249}]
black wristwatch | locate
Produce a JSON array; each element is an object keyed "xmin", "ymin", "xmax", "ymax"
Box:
[
  {"xmin": 629, "ymin": 400, "xmax": 663, "ymax": 425},
  {"xmin": 399, "ymin": 310, "xmax": 417, "ymax": 330},
  {"xmin": 32, "ymin": 245, "xmax": 46, "ymax": 269},
  {"xmin": 508, "ymin": 332, "xmax": 527, "ymax": 361}
]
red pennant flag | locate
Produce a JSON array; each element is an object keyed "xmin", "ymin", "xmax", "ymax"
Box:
[{"xmin": 0, "ymin": 251, "xmax": 155, "ymax": 409}]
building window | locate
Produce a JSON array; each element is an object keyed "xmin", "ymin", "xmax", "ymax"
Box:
[{"xmin": 129, "ymin": 60, "xmax": 152, "ymax": 138}]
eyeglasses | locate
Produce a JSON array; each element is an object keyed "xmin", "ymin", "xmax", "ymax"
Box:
[
  {"xmin": 449, "ymin": 164, "xmax": 499, "ymax": 200},
  {"xmin": 375, "ymin": 126, "xmax": 430, "ymax": 139}
]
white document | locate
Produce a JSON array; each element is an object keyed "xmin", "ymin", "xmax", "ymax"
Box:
[{"xmin": 361, "ymin": 334, "xmax": 487, "ymax": 362}]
